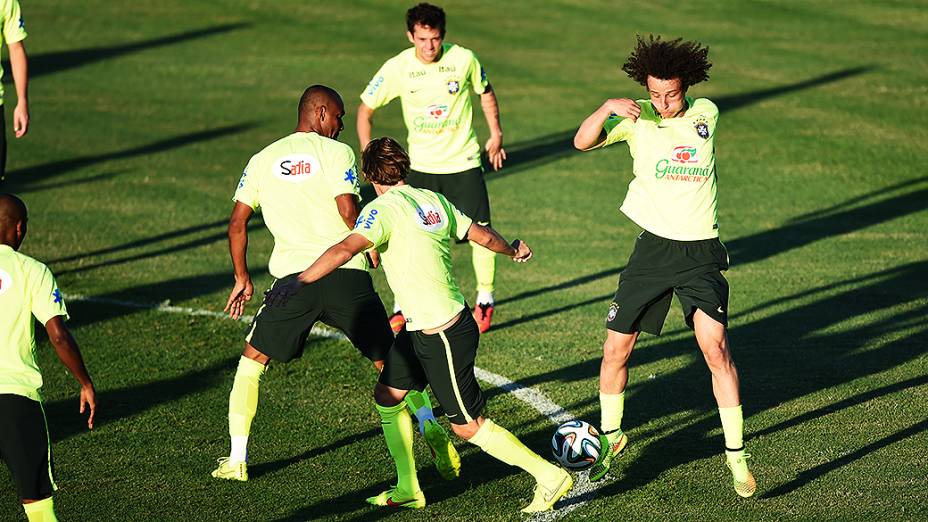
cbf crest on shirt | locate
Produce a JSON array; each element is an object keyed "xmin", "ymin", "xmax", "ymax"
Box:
[
  {"xmin": 360, "ymin": 44, "xmax": 489, "ymax": 174},
  {"xmin": 233, "ymin": 132, "xmax": 367, "ymax": 279}
]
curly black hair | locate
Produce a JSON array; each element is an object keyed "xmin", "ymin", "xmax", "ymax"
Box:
[
  {"xmin": 622, "ymin": 34, "xmax": 711, "ymax": 89},
  {"xmin": 406, "ymin": 3, "xmax": 446, "ymax": 37}
]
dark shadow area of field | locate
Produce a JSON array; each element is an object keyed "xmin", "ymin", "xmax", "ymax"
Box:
[
  {"xmin": 43, "ymin": 357, "xmax": 237, "ymax": 443},
  {"xmin": 761, "ymin": 417, "xmax": 928, "ymax": 499},
  {"xmin": 9, "ymin": 170, "xmax": 132, "ymax": 194},
  {"xmin": 2, "ymin": 123, "xmax": 256, "ymax": 189},
  {"xmin": 1, "ymin": 23, "xmax": 250, "ymax": 83},
  {"xmin": 50, "ymin": 219, "xmax": 230, "ymax": 263},
  {"xmin": 487, "ymin": 66, "xmax": 875, "ymax": 181},
  {"xmin": 249, "ymin": 427, "xmax": 381, "ymax": 480},
  {"xmin": 53, "ymin": 218, "xmax": 265, "ymax": 276}
]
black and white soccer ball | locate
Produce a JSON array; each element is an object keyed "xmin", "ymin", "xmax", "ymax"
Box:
[{"xmin": 551, "ymin": 420, "xmax": 602, "ymax": 470}]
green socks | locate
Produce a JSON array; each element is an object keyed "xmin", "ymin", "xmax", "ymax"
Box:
[
  {"xmin": 600, "ymin": 391, "xmax": 625, "ymax": 442},
  {"xmin": 404, "ymin": 389, "xmax": 437, "ymax": 436},
  {"xmin": 228, "ymin": 356, "xmax": 265, "ymax": 462},
  {"xmin": 469, "ymin": 419, "xmax": 560, "ymax": 483},
  {"xmin": 471, "ymin": 240, "xmax": 496, "ymax": 294},
  {"xmin": 23, "ymin": 497, "xmax": 57, "ymax": 522},
  {"xmin": 376, "ymin": 402, "xmax": 420, "ymax": 495},
  {"xmin": 718, "ymin": 405, "xmax": 744, "ymax": 450}
]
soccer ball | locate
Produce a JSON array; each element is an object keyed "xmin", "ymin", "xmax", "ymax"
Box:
[{"xmin": 551, "ymin": 420, "xmax": 602, "ymax": 470}]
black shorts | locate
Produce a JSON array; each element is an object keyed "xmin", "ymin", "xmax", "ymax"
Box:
[
  {"xmin": 606, "ymin": 231, "xmax": 730, "ymax": 335},
  {"xmin": 246, "ymin": 269, "xmax": 393, "ymax": 363},
  {"xmin": 407, "ymin": 168, "xmax": 491, "ymax": 228},
  {"xmin": 0, "ymin": 394, "xmax": 57, "ymax": 500},
  {"xmin": 378, "ymin": 310, "xmax": 485, "ymax": 425}
]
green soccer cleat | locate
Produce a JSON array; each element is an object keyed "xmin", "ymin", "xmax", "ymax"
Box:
[
  {"xmin": 521, "ymin": 468, "xmax": 573, "ymax": 513},
  {"xmin": 725, "ymin": 450, "xmax": 756, "ymax": 498},
  {"xmin": 423, "ymin": 418, "xmax": 461, "ymax": 480},
  {"xmin": 366, "ymin": 487, "xmax": 426, "ymax": 509},
  {"xmin": 589, "ymin": 431, "xmax": 628, "ymax": 482},
  {"xmin": 211, "ymin": 457, "xmax": 248, "ymax": 482}
]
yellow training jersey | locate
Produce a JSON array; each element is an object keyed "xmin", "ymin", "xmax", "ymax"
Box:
[{"xmin": 0, "ymin": 0, "xmax": 26, "ymax": 104}]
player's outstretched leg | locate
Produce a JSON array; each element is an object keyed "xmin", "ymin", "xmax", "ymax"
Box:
[
  {"xmin": 367, "ymin": 401, "xmax": 425, "ymax": 509},
  {"xmin": 405, "ymin": 389, "xmax": 460, "ymax": 480},
  {"xmin": 212, "ymin": 354, "xmax": 266, "ymax": 481},
  {"xmin": 466, "ymin": 418, "xmax": 572, "ymax": 513}
]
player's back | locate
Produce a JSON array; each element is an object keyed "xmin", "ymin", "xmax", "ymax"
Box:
[
  {"xmin": 0, "ymin": 246, "xmax": 61, "ymax": 401},
  {"xmin": 234, "ymin": 132, "xmax": 367, "ymax": 278}
]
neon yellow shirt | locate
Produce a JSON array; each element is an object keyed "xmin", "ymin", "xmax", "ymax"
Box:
[
  {"xmin": 0, "ymin": 0, "xmax": 27, "ymax": 104},
  {"xmin": 361, "ymin": 43, "xmax": 488, "ymax": 174},
  {"xmin": 353, "ymin": 185, "xmax": 472, "ymax": 330},
  {"xmin": 234, "ymin": 132, "xmax": 368, "ymax": 279},
  {"xmin": 599, "ymin": 97, "xmax": 720, "ymax": 241},
  {"xmin": 0, "ymin": 245, "xmax": 68, "ymax": 402}
]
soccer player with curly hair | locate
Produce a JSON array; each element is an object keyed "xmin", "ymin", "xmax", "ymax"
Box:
[{"xmin": 574, "ymin": 35, "xmax": 756, "ymax": 497}]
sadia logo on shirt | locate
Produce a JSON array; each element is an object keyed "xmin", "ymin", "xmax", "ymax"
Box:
[
  {"xmin": 671, "ymin": 146, "xmax": 698, "ymax": 164},
  {"xmin": 427, "ymin": 104, "xmax": 450, "ymax": 120},
  {"xmin": 275, "ymin": 154, "xmax": 320, "ymax": 183},
  {"xmin": 0, "ymin": 268, "xmax": 12, "ymax": 296},
  {"xmin": 416, "ymin": 204, "xmax": 444, "ymax": 232}
]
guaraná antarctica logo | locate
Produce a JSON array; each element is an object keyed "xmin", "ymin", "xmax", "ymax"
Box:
[{"xmin": 414, "ymin": 104, "xmax": 462, "ymax": 134}]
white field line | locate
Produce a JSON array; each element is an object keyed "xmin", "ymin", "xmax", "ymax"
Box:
[{"xmin": 65, "ymin": 293, "xmax": 602, "ymax": 516}]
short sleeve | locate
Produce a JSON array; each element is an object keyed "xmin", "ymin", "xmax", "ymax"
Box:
[
  {"xmin": 602, "ymin": 117, "xmax": 636, "ymax": 147},
  {"xmin": 233, "ymin": 155, "xmax": 260, "ymax": 210},
  {"xmin": 353, "ymin": 201, "xmax": 391, "ymax": 249},
  {"xmin": 360, "ymin": 58, "xmax": 401, "ymax": 110},
  {"xmin": 29, "ymin": 263, "xmax": 68, "ymax": 325},
  {"xmin": 468, "ymin": 51, "xmax": 488, "ymax": 95},
  {"xmin": 443, "ymin": 197, "xmax": 473, "ymax": 240},
  {"xmin": 2, "ymin": 0, "xmax": 26, "ymax": 45},
  {"xmin": 325, "ymin": 144, "xmax": 361, "ymax": 199}
]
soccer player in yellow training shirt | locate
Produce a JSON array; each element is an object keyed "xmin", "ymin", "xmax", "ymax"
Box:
[
  {"xmin": 573, "ymin": 35, "xmax": 756, "ymax": 497},
  {"xmin": 0, "ymin": 194, "xmax": 97, "ymax": 522},
  {"xmin": 0, "ymin": 0, "xmax": 30, "ymax": 182},
  {"xmin": 358, "ymin": 3, "xmax": 505, "ymax": 333},
  {"xmin": 265, "ymin": 137, "xmax": 572, "ymax": 513},
  {"xmin": 212, "ymin": 85, "xmax": 457, "ymax": 483}
]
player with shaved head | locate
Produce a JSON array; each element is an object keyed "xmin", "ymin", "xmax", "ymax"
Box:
[
  {"xmin": 574, "ymin": 35, "xmax": 755, "ymax": 497},
  {"xmin": 0, "ymin": 193, "xmax": 97, "ymax": 522},
  {"xmin": 212, "ymin": 85, "xmax": 458, "ymax": 483}
]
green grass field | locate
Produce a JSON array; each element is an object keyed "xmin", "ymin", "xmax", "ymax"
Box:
[{"xmin": 2, "ymin": 1, "xmax": 927, "ymax": 520}]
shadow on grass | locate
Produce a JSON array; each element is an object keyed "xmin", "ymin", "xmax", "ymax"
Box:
[
  {"xmin": 2, "ymin": 23, "xmax": 250, "ymax": 82},
  {"xmin": 249, "ymin": 427, "xmax": 381, "ymax": 480}
]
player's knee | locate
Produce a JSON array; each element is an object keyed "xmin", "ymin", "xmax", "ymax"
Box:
[
  {"xmin": 602, "ymin": 337, "xmax": 633, "ymax": 363},
  {"xmin": 372, "ymin": 383, "xmax": 405, "ymax": 407},
  {"xmin": 450, "ymin": 421, "xmax": 480, "ymax": 440},
  {"xmin": 701, "ymin": 342, "xmax": 732, "ymax": 371}
]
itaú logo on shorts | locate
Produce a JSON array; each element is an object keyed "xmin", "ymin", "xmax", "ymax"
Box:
[
  {"xmin": 671, "ymin": 145, "xmax": 698, "ymax": 164},
  {"xmin": 426, "ymin": 104, "xmax": 450, "ymax": 120},
  {"xmin": 275, "ymin": 154, "xmax": 320, "ymax": 183},
  {"xmin": 0, "ymin": 268, "xmax": 12, "ymax": 296},
  {"xmin": 416, "ymin": 204, "xmax": 444, "ymax": 232}
]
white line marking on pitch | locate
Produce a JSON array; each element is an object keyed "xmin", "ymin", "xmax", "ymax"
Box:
[{"xmin": 65, "ymin": 293, "xmax": 602, "ymax": 516}]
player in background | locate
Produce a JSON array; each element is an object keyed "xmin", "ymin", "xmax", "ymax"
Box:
[
  {"xmin": 265, "ymin": 137, "xmax": 572, "ymax": 513},
  {"xmin": 358, "ymin": 3, "xmax": 505, "ymax": 333},
  {"xmin": 0, "ymin": 0, "xmax": 30, "ymax": 183},
  {"xmin": 0, "ymin": 194, "xmax": 97, "ymax": 522},
  {"xmin": 573, "ymin": 35, "xmax": 755, "ymax": 497},
  {"xmin": 212, "ymin": 86, "xmax": 458, "ymax": 483}
]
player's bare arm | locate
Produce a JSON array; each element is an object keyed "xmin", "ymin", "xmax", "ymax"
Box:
[
  {"xmin": 466, "ymin": 223, "xmax": 532, "ymax": 262},
  {"xmin": 335, "ymin": 193, "xmax": 379, "ymax": 268},
  {"xmin": 357, "ymin": 102, "xmax": 376, "ymax": 152},
  {"xmin": 45, "ymin": 316, "xmax": 96, "ymax": 430},
  {"xmin": 264, "ymin": 233, "xmax": 374, "ymax": 307},
  {"xmin": 225, "ymin": 201, "xmax": 255, "ymax": 320},
  {"xmin": 480, "ymin": 85, "xmax": 506, "ymax": 170},
  {"xmin": 573, "ymin": 98, "xmax": 640, "ymax": 151},
  {"xmin": 7, "ymin": 40, "xmax": 28, "ymax": 138}
]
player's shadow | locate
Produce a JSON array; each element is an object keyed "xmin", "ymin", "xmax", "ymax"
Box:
[
  {"xmin": 2, "ymin": 122, "xmax": 256, "ymax": 189},
  {"xmin": 487, "ymin": 65, "xmax": 875, "ymax": 181},
  {"xmin": 43, "ymin": 356, "xmax": 237, "ymax": 443},
  {"xmin": 1, "ymin": 23, "xmax": 250, "ymax": 83},
  {"xmin": 8, "ymin": 170, "xmax": 133, "ymax": 194},
  {"xmin": 248, "ymin": 427, "xmax": 382, "ymax": 480}
]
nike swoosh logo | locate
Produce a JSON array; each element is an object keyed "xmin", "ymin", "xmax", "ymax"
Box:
[
  {"xmin": 387, "ymin": 497, "xmax": 416, "ymax": 507},
  {"xmin": 717, "ymin": 306, "xmax": 725, "ymax": 313}
]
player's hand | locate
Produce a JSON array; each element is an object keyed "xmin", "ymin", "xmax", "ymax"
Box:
[
  {"xmin": 511, "ymin": 239, "xmax": 532, "ymax": 262},
  {"xmin": 602, "ymin": 98, "xmax": 640, "ymax": 121},
  {"xmin": 485, "ymin": 134, "xmax": 506, "ymax": 171},
  {"xmin": 80, "ymin": 383, "xmax": 97, "ymax": 430},
  {"xmin": 264, "ymin": 279, "xmax": 303, "ymax": 308},
  {"xmin": 224, "ymin": 277, "xmax": 254, "ymax": 320},
  {"xmin": 367, "ymin": 249, "xmax": 381, "ymax": 269},
  {"xmin": 13, "ymin": 102, "xmax": 28, "ymax": 138}
]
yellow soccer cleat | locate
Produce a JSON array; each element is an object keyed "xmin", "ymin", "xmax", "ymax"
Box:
[
  {"xmin": 423, "ymin": 418, "xmax": 461, "ymax": 480},
  {"xmin": 725, "ymin": 450, "xmax": 756, "ymax": 498},
  {"xmin": 366, "ymin": 487, "xmax": 426, "ymax": 509},
  {"xmin": 211, "ymin": 457, "xmax": 248, "ymax": 482},
  {"xmin": 521, "ymin": 468, "xmax": 573, "ymax": 514}
]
